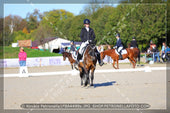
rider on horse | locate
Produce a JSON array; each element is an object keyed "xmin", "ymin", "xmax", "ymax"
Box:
[
  {"xmin": 74, "ymin": 19, "xmax": 104, "ymax": 66},
  {"xmin": 69, "ymin": 40, "xmax": 77, "ymax": 53},
  {"xmin": 130, "ymin": 37, "xmax": 138, "ymax": 48},
  {"xmin": 113, "ymin": 33, "xmax": 123, "ymax": 60}
]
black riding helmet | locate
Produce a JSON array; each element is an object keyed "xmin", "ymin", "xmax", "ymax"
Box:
[
  {"xmin": 70, "ymin": 40, "xmax": 74, "ymax": 44},
  {"xmin": 132, "ymin": 37, "xmax": 135, "ymax": 39},
  {"xmin": 84, "ymin": 19, "xmax": 90, "ymax": 24},
  {"xmin": 115, "ymin": 33, "xmax": 120, "ymax": 37}
]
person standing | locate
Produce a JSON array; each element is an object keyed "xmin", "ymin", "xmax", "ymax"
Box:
[
  {"xmin": 18, "ymin": 47, "xmax": 28, "ymax": 76},
  {"xmin": 18, "ymin": 47, "xmax": 27, "ymax": 67}
]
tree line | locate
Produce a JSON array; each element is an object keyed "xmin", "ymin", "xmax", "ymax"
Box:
[{"xmin": 1, "ymin": 0, "xmax": 167, "ymax": 51}]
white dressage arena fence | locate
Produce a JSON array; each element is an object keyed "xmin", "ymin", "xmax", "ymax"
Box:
[
  {"xmin": 0, "ymin": 56, "xmax": 130, "ymax": 68},
  {"xmin": 1, "ymin": 67, "xmax": 168, "ymax": 78}
]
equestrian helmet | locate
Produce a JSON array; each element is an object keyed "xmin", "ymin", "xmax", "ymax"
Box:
[{"xmin": 84, "ymin": 19, "xmax": 91, "ymax": 24}]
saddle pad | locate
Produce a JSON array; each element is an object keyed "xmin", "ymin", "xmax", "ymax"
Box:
[
  {"xmin": 72, "ymin": 52, "xmax": 77, "ymax": 60},
  {"xmin": 71, "ymin": 46, "xmax": 88, "ymax": 62},
  {"xmin": 115, "ymin": 49, "xmax": 127, "ymax": 55}
]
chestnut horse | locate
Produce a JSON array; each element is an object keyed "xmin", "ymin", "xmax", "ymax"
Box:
[
  {"xmin": 128, "ymin": 44, "xmax": 140, "ymax": 64},
  {"xmin": 100, "ymin": 48, "xmax": 136, "ymax": 69}
]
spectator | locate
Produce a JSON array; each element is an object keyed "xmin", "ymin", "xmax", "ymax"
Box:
[
  {"xmin": 18, "ymin": 47, "xmax": 27, "ymax": 66},
  {"xmin": 161, "ymin": 42, "xmax": 166, "ymax": 62},
  {"xmin": 151, "ymin": 45, "xmax": 160, "ymax": 62},
  {"xmin": 150, "ymin": 40, "xmax": 156, "ymax": 49}
]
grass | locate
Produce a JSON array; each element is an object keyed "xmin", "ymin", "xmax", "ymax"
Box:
[{"xmin": 2, "ymin": 46, "xmax": 62, "ymax": 59}]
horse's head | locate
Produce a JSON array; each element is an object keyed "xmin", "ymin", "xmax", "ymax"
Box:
[{"xmin": 62, "ymin": 52, "xmax": 67, "ymax": 61}]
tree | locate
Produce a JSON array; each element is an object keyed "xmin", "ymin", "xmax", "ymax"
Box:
[{"xmin": 22, "ymin": 27, "xmax": 29, "ymax": 34}]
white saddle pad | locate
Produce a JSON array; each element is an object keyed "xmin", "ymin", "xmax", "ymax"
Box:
[
  {"xmin": 71, "ymin": 52, "xmax": 77, "ymax": 60},
  {"xmin": 71, "ymin": 52, "xmax": 84, "ymax": 62},
  {"xmin": 115, "ymin": 49, "xmax": 127, "ymax": 55}
]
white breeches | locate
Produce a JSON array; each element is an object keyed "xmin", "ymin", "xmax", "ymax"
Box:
[
  {"xmin": 79, "ymin": 41, "xmax": 89, "ymax": 55},
  {"xmin": 117, "ymin": 47, "xmax": 123, "ymax": 52}
]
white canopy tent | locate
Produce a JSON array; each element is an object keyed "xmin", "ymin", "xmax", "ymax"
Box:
[{"xmin": 38, "ymin": 38, "xmax": 70, "ymax": 53}]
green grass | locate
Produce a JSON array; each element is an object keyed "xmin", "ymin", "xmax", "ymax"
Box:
[{"xmin": 2, "ymin": 46, "xmax": 62, "ymax": 59}]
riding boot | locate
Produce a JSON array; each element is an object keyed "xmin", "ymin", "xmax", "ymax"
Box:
[
  {"xmin": 119, "ymin": 52, "xmax": 123, "ymax": 60},
  {"xmin": 75, "ymin": 52, "xmax": 82, "ymax": 65},
  {"xmin": 96, "ymin": 52, "xmax": 104, "ymax": 66}
]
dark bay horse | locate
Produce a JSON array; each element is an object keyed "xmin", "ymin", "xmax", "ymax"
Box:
[
  {"xmin": 79, "ymin": 44, "xmax": 97, "ymax": 87},
  {"xmin": 62, "ymin": 49, "xmax": 97, "ymax": 87},
  {"xmin": 100, "ymin": 48, "xmax": 136, "ymax": 69}
]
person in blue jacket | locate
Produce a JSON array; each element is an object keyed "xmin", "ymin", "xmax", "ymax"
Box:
[
  {"xmin": 69, "ymin": 40, "xmax": 77, "ymax": 53},
  {"xmin": 113, "ymin": 33, "xmax": 124, "ymax": 59}
]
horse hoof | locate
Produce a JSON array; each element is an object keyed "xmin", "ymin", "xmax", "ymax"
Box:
[{"xmin": 81, "ymin": 85, "xmax": 85, "ymax": 88}]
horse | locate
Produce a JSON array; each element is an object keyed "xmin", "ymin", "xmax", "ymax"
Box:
[
  {"xmin": 62, "ymin": 52, "xmax": 76, "ymax": 70},
  {"xmin": 62, "ymin": 49, "xmax": 97, "ymax": 87},
  {"xmin": 77, "ymin": 43, "xmax": 97, "ymax": 87},
  {"xmin": 128, "ymin": 44, "xmax": 140, "ymax": 64},
  {"xmin": 100, "ymin": 48, "xmax": 136, "ymax": 69}
]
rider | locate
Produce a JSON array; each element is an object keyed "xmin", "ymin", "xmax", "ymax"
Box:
[
  {"xmin": 130, "ymin": 37, "xmax": 138, "ymax": 48},
  {"xmin": 75, "ymin": 19, "xmax": 104, "ymax": 66},
  {"xmin": 69, "ymin": 40, "xmax": 77, "ymax": 54},
  {"xmin": 113, "ymin": 33, "xmax": 123, "ymax": 59}
]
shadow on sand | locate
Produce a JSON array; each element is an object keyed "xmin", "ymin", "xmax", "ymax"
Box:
[{"xmin": 93, "ymin": 81, "xmax": 116, "ymax": 88}]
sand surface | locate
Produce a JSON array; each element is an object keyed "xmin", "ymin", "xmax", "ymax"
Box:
[{"xmin": 3, "ymin": 64, "xmax": 167, "ymax": 109}]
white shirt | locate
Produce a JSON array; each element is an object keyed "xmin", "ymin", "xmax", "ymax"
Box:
[{"xmin": 85, "ymin": 27, "xmax": 89, "ymax": 32}]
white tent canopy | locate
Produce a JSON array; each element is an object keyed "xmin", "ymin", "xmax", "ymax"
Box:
[{"xmin": 38, "ymin": 38, "xmax": 70, "ymax": 52}]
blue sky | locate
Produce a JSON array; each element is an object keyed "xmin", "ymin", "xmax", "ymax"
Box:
[{"xmin": 4, "ymin": 4, "xmax": 118, "ymax": 18}]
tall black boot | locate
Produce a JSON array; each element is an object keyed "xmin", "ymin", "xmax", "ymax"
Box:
[
  {"xmin": 96, "ymin": 52, "xmax": 104, "ymax": 66},
  {"xmin": 75, "ymin": 53, "xmax": 82, "ymax": 65},
  {"xmin": 119, "ymin": 51, "xmax": 123, "ymax": 60}
]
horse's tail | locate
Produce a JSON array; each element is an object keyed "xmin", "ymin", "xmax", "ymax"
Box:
[{"xmin": 138, "ymin": 48, "xmax": 140, "ymax": 64}]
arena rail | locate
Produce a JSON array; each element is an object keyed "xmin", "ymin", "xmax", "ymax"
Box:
[{"xmin": 1, "ymin": 67, "xmax": 168, "ymax": 78}]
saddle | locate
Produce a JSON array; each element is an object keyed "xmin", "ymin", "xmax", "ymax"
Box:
[{"xmin": 115, "ymin": 49, "xmax": 127, "ymax": 55}]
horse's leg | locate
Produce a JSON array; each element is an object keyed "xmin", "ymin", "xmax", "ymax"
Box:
[
  {"xmin": 78, "ymin": 67, "xmax": 84, "ymax": 86},
  {"xmin": 90, "ymin": 67, "xmax": 95, "ymax": 86},
  {"xmin": 71, "ymin": 64, "xmax": 73, "ymax": 70},
  {"xmin": 116, "ymin": 59, "xmax": 119, "ymax": 69},
  {"xmin": 131, "ymin": 57, "xmax": 136, "ymax": 68},
  {"xmin": 112, "ymin": 60, "xmax": 117, "ymax": 69},
  {"xmin": 128, "ymin": 58, "xmax": 135, "ymax": 68},
  {"xmin": 138, "ymin": 51, "xmax": 140, "ymax": 64}
]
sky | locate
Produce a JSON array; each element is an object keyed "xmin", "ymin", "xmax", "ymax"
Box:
[{"xmin": 4, "ymin": 4, "xmax": 118, "ymax": 18}]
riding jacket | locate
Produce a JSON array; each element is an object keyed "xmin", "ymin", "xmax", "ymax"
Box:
[
  {"xmin": 80, "ymin": 27, "xmax": 95, "ymax": 42},
  {"xmin": 115, "ymin": 38, "xmax": 123, "ymax": 48},
  {"xmin": 130, "ymin": 40, "xmax": 138, "ymax": 48},
  {"xmin": 70, "ymin": 45, "xmax": 76, "ymax": 52}
]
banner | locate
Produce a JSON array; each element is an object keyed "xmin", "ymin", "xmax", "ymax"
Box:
[{"xmin": 0, "ymin": 56, "xmax": 129, "ymax": 68}]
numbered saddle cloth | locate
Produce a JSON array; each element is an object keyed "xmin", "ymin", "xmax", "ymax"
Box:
[{"xmin": 115, "ymin": 49, "xmax": 127, "ymax": 55}]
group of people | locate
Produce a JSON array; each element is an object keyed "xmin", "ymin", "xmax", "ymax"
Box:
[
  {"xmin": 147, "ymin": 41, "xmax": 170, "ymax": 63},
  {"xmin": 19, "ymin": 18, "xmax": 169, "ymax": 67},
  {"xmin": 69, "ymin": 19, "xmax": 140, "ymax": 67}
]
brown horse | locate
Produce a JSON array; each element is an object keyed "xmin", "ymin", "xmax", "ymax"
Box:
[
  {"xmin": 128, "ymin": 44, "xmax": 140, "ymax": 64},
  {"xmin": 62, "ymin": 52, "xmax": 76, "ymax": 70},
  {"xmin": 62, "ymin": 50, "xmax": 97, "ymax": 87},
  {"xmin": 100, "ymin": 48, "xmax": 136, "ymax": 69},
  {"xmin": 79, "ymin": 44, "xmax": 97, "ymax": 87}
]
